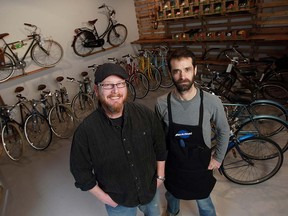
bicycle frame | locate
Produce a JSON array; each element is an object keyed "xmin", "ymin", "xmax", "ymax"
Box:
[
  {"xmin": 2, "ymin": 35, "xmax": 40, "ymax": 65},
  {"xmin": 75, "ymin": 6, "xmax": 117, "ymax": 41}
]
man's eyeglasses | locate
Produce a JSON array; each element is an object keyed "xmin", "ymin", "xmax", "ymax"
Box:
[{"xmin": 98, "ymin": 81, "xmax": 127, "ymax": 90}]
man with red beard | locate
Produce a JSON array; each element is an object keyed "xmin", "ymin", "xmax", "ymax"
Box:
[
  {"xmin": 70, "ymin": 63, "xmax": 166, "ymax": 216},
  {"xmin": 155, "ymin": 49, "xmax": 229, "ymax": 216}
]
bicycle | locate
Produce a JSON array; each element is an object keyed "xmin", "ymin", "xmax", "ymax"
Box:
[
  {"xmin": 219, "ymin": 132, "xmax": 283, "ymax": 185},
  {"xmin": 118, "ymin": 55, "xmax": 149, "ymax": 99},
  {"xmin": 67, "ymin": 73, "xmax": 96, "ymax": 121},
  {"xmin": 0, "ymin": 105, "xmax": 25, "ymax": 161},
  {"xmin": 0, "ymin": 23, "xmax": 63, "ymax": 83},
  {"xmin": 138, "ymin": 49, "xmax": 162, "ymax": 91},
  {"xmin": 155, "ymin": 46, "xmax": 173, "ymax": 88},
  {"xmin": 203, "ymin": 46, "xmax": 288, "ymax": 104},
  {"xmin": 6, "ymin": 86, "xmax": 52, "ymax": 151},
  {"xmin": 72, "ymin": 3, "xmax": 128, "ymax": 57},
  {"xmin": 210, "ymin": 110, "xmax": 284, "ymax": 185},
  {"xmin": 204, "ymin": 55, "xmax": 288, "ymax": 104},
  {"xmin": 38, "ymin": 82, "xmax": 76, "ymax": 138}
]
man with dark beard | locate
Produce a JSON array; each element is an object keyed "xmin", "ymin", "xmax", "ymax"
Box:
[
  {"xmin": 155, "ymin": 49, "xmax": 229, "ymax": 216},
  {"xmin": 70, "ymin": 63, "xmax": 166, "ymax": 216}
]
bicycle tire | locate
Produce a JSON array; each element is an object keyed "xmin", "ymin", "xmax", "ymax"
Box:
[
  {"xmin": 248, "ymin": 100, "xmax": 288, "ymax": 122},
  {"xmin": 143, "ymin": 66, "xmax": 162, "ymax": 91},
  {"xmin": 253, "ymin": 82, "xmax": 288, "ymax": 105},
  {"xmin": 71, "ymin": 93, "xmax": 95, "ymax": 121},
  {"xmin": 221, "ymin": 136, "xmax": 283, "ymax": 185},
  {"xmin": 129, "ymin": 72, "xmax": 149, "ymax": 99},
  {"xmin": 1, "ymin": 122, "xmax": 24, "ymax": 161},
  {"xmin": 48, "ymin": 104, "xmax": 75, "ymax": 138},
  {"xmin": 31, "ymin": 40, "xmax": 63, "ymax": 67},
  {"xmin": 126, "ymin": 81, "xmax": 136, "ymax": 102},
  {"xmin": 72, "ymin": 31, "xmax": 95, "ymax": 57},
  {"xmin": 158, "ymin": 64, "xmax": 174, "ymax": 88},
  {"xmin": 108, "ymin": 24, "xmax": 128, "ymax": 47},
  {"xmin": 0, "ymin": 52, "xmax": 16, "ymax": 83},
  {"xmin": 236, "ymin": 115, "xmax": 288, "ymax": 153},
  {"xmin": 24, "ymin": 113, "xmax": 52, "ymax": 150}
]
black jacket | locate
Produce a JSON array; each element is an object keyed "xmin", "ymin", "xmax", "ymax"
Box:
[{"xmin": 70, "ymin": 102, "xmax": 166, "ymax": 207}]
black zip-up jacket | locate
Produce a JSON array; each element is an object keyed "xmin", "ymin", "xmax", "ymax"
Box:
[{"xmin": 70, "ymin": 102, "xmax": 166, "ymax": 207}]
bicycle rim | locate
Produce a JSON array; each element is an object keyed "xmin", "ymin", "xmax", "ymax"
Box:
[
  {"xmin": 49, "ymin": 105, "xmax": 75, "ymax": 138},
  {"xmin": 129, "ymin": 72, "xmax": 149, "ymax": 99},
  {"xmin": 31, "ymin": 40, "xmax": 63, "ymax": 67},
  {"xmin": 222, "ymin": 137, "xmax": 283, "ymax": 185},
  {"xmin": 24, "ymin": 114, "xmax": 52, "ymax": 150},
  {"xmin": 108, "ymin": 24, "xmax": 128, "ymax": 47},
  {"xmin": 72, "ymin": 93, "xmax": 95, "ymax": 121},
  {"xmin": 236, "ymin": 116, "xmax": 288, "ymax": 153},
  {"xmin": 72, "ymin": 31, "xmax": 94, "ymax": 57},
  {"xmin": 2, "ymin": 122, "xmax": 24, "ymax": 161},
  {"xmin": 144, "ymin": 66, "xmax": 161, "ymax": 91},
  {"xmin": 126, "ymin": 81, "xmax": 136, "ymax": 102},
  {"xmin": 248, "ymin": 101, "xmax": 288, "ymax": 122},
  {"xmin": 254, "ymin": 82, "xmax": 288, "ymax": 105},
  {"xmin": 0, "ymin": 53, "xmax": 16, "ymax": 83},
  {"xmin": 158, "ymin": 64, "xmax": 174, "ymax": 88}
]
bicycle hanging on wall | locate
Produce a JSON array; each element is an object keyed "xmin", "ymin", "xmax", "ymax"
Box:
[
  {"xmin": 0, "ymin": 23, "xmax": 64, "ymax": 83},
  {"xmin": 71, "ymin": 4, "xmax": 128, "ymax": 57}
]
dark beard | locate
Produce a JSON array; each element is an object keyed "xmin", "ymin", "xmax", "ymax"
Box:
[{"xmin": 173, "ymin": 78, "xmax": 194, "ymax": 92}]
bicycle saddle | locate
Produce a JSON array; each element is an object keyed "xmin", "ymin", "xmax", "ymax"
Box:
[
  {"xmin": 88, "ymin": 19, "xmax": 98, "ymax": 25},
  {"xmin": 81, "ymin": 71, "xmax": 88, "ymax": 77},
  {"xmin": 56, "ymin": 76, "xmax": 64, "ymax": 82},
  {"xmin": 14, "ymin": 86, "xmax": 24, "ymax": 93},
  {"xmin": 38, "ymin": 84, "xmax": 46, "ymax": 91},
  {"xmin": 0, "ymin": 33, "xmax": 9, "ymax": 39}
]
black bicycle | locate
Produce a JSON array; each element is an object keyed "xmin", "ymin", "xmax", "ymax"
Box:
[
  {"xmin": 72, "ymin": 4, "xmax": 128, "ymax": 57},
  {"xmin": 0, "ymin": 23, "xmax": 63, "ymax": 83}
]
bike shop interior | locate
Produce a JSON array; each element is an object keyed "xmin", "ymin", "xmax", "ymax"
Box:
[{"xmin": 0, "ymin": 0, "xmax": 287, "ymax": 216}]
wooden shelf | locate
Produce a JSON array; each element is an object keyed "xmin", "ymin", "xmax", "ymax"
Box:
[{"xmin": 132, "ymin": 34, "xmax": 288, "ymax": 45}]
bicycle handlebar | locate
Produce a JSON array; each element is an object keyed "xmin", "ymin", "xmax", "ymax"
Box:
[
  {"xmin": 24, "ymin": 23, "xmax": 36, "ymax": 28},
  {"xmin": 98, "ymin": 4, "xmax": 106, "ymax": 9}
]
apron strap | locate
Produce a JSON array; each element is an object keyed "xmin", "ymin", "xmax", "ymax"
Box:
[
  {"xmin": 167, "ymin": 92, "xmax": 173, "ymax": 140},
  {"xmin": 199, "ymin": 89, "xmax": 204, "ymax": 127}
]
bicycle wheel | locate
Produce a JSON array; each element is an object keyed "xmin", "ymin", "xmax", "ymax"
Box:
[
  {"xmin": 48, "ymin": 104, "xmax": 75, "ymax": 138},
  {"xmin": 72, "ymin": 31, "xmax": 95, "ymax": 57},
  {"xmin": 221, "ymin": 137, "xmax": 283, "ymax": 185},
  {"xmin": 253, "ymin": 82, "xmax": 288, "ymax": 105},
  {"xmin": 126, "ymin": 81, "xmax": 136, "ymax": 102},
  {"xmin": 129, "ymin": 72, "xmax": 149, "ymax": 99},
  {"xmin": 24, "ymin": 114, "xmax": 52, "ymax": 150},
  {"xmin": 236, "ymin": 115, "xmax": 288, "ymax": 153},
  {"xmin": 71, "ymin": 93, "xmax": 95, "ymax": 121},
  {"xmin": 0, "ymin": 52, "xmax": 16, "ymax": 83},
  {"xmin": 1, "ymin": 122, "xmax": 24, "ymax": 161},
  {"xmin": 248, "ymin": 100, "xmax": 288, "ymax": 122},
  {"xmin": 108, "ymin": 24, "xmax": 128, "ymax": 47},
  {"xmin": 143, "ymin": 66, "xmax": 162, "ymax": 91},
  {"xmin": 31, "ymin": 40, "xmax": 63, "ymax": 67},
  {"xmin": 158, "ymin": 64, "xmax": 174, "ymax": 88}
]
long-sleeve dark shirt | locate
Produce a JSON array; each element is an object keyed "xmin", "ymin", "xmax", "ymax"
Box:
[{"xmin": 70, "ymin": 102, "xmax": 166, "ymax": 207}]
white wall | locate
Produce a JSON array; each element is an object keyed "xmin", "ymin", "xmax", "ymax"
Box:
[{"xmin": 0, "ymin": 0, "xmax": 140, "ymax": 105}]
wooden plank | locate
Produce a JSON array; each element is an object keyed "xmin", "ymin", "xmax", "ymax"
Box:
[
  {"xmin": 255, "ymin": 19, "xmax": 288, "ymax": 25},
  {"xmin": 257, "ymin": 0, "xmax": 288, "ymax": 8},
  {"xmin": 257, "ymin": 10, "xmax": 288, "ymax": 18}
]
